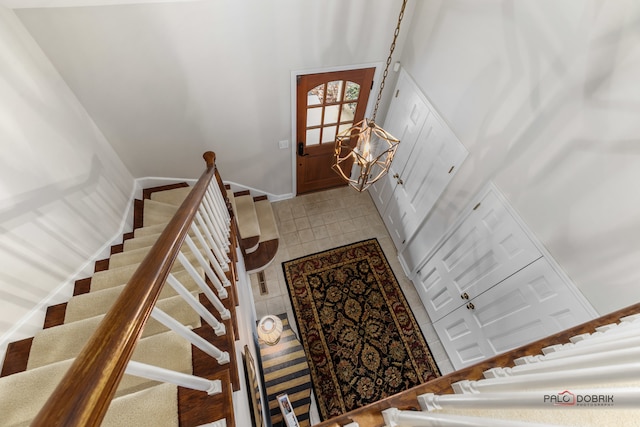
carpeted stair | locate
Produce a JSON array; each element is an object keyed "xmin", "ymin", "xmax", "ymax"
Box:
[
  {"xmin": 226, "ymin": 188, "xmax": 279, "ymax": 273},
  {"xmin": 0, "ymin": 184, "xmax": 237, "ymax": 426}
]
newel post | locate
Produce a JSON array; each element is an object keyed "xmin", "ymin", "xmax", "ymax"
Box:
[{"xmin": 203, "ymin": 151, "xmax": 216, "ymax": 168}]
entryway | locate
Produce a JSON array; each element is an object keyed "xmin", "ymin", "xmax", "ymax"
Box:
[{"xmin": 295, "ymin": 68, "xmax": 375, "ymax": 194}]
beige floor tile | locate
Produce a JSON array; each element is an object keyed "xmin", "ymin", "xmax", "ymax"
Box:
[
  {"xmin": 298, "ymin": 228, "xmax": 315, "ymax": 243},
  {"xmin": 291, "ymin": 204, "xmax": 307, "ymax": 218},
  {"xmin": 308, "ymin": 214, "xmax": 325, "ymax": 228},
  {"xmin": 301, "ymin": 241, "xmax": 320, "ymax": 255},
  {"xmin": 294, "ymin": 217, "xmax": 311, "ymax": 230},
  {"xmin": 322, "ymin": 211, "xmax": 340, "ymax": 224},
  {"xmin": 312, "ymin": 225, "xmax": 329, "ymax": 240},
  {"xmin": 279, "ymin": 219, "xmax": 296, "ymax": 234},
  {"xmin": 275, "ymin": 205, "xmax": 293, "ymax": 223},
  {"xmin": 281, "ymin": 231, "xmax": 300, "ymax": 247}
]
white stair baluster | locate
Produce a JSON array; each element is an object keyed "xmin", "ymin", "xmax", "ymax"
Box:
[
  {"xmin": 166, "ymin": 273, "xmax": 225, "ymax": 335},
  {"xmin": 183, "ymin": 233, "xmax": 228, "ymax": 299},
  {"xmin": 203, "ymin": 182, "xmax": 226, "ymax": 222},
  {"xmin": 195, "ymin": 211, "xmax": 230, "ymax": 268},
  {"xmin": 418, "ymin": 388, "xmax": 640, "ymax": 412},
  {"xmin": 540, "ymin": 316, "xmax": 640, "ymax": 357},
  {"xmin": 203, "ymin": 185, "xmax": 228, "ymax": 227},
  {"xmin": 208, "ymin": 183, "xmax": 230, "ymax": 225},
  {"xmin": 200, "ymin": 196, "xmax": 230, "ymax": 253},
  {"xmin": 381, "ymin": 407, "xmax": 563, "ymax": 427},
  {"xmin": 192, "ymin": 215, "xmax": 231, "ymax": 286},
  {"xmin": 177, "ymin": 252, "xmax": 231, "ymax": 320},
  {"xmin": 205, "ymin": 190, "xmax": 230, "ymax": 238},
  {"xmin": 453, "ymin": 362, "xmax": 640, "ymax": 394},
  {"xmin": 151, "ymin": 307, "xmax": 230, "ymax": 364},
  {"xmin": 125, "ymin": 360, "xmax": 222, "ymax": 395},
  {"xmin": 512, "ymin": 335, "xmax": 640, "ymax": 368},
  {"xmin": 197, "ymin": 418, "xmax": 227, "ymax": 427}
]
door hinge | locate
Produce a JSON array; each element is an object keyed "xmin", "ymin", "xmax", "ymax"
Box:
[
  {"xmin": 473, "ymin": 202, "xmax": 481, "ymax": 211},
  {"xmin": 448, "ymin": 165, "xmax": 455, "ymax": 174},
  {"xmin": 297, "ymin": 75, "xmax": 301, "ymax": 85},
  {"xmin": 395, "ymin": 89, "xmax": 400, "ymax": 98},
  {"xmin": 371, "ymin": 80, "xmax": 374, "ymax": 90}
]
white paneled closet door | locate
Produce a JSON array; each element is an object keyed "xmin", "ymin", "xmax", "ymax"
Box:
[
  {"xmin": 414, "ymin": 188, "xmax": 542, "ymax": 323},
  {"xmin": 369, "ymin": 70, "xmax": 429, "ymax": 214},
  {"xmin": 369, "ymin": 69, "xmax": 467, "ymax": 249},
  {"xmin": 434, "ymin": 258, "xmax": 595, "ymax": 369}
]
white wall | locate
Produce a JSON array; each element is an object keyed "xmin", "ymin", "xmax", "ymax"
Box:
[
  {"xmin": 0, "ymin": 6, "xmax": 134, "ymax": 354},
  {"xmin": 15, "ymin": 0, "xmax": 409, "ymax": 196},
  {"xmin": 399, "ymin": 0, "xmax": 640, "ymax": 315}
]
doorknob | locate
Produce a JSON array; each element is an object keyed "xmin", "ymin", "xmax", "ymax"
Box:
[
  {"xmin": 393, "ymin": 173, "xmax": 399, "ymax": 179},
  {"xmin": 297, "ymin": 142, "xmax": 309, "ymax": 157},
  {"xmin": 460, "ymin": 292, "xmax": 469, "ymax": 300},
  {"xmin": 466, "ymin": 302, "xmax": 475, "ymax": 310}
]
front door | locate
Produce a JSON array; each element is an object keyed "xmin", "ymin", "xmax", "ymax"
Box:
[{"xmin": 296, "ymin": 68, "xmax": 375, "ymax": 194}]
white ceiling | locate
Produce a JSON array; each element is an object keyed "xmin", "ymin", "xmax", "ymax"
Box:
[
  {"xmin": 1, "ymin": 0, "xmax": 199, "ymax": 8},
  {"xmin": 14, "ymin": 0, "xmax": 409, "ymax": 195}
]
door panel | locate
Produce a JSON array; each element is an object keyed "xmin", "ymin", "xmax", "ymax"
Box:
[
  {"xmin": 383, "ymin": 111, "xmax": 468, "ymax": 249},
  {"xmin": 296, "ymin": 68, "xmax": 375, "ymax": 194},
  {"xmin": 370, "ymin": 69, "xmax": 468, "ymax": 250},
  {"xmin": 435, "ymin": 258, "xmax": 594, "ymax": 369},
  {"xmin": 370, "ymin": 75, "xmax": 429, "ymax": 213},
  {"xmin": 414, "ymin": 189, "xmax": 542, "ymax": 322}
]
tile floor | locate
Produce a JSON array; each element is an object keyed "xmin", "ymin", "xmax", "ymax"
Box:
[{"xmin": 250, "ymin": 186, "xmax": 455, "ymax": 376}]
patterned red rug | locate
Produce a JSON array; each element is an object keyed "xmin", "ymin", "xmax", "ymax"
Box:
[{"xmin": 282, "ymin": 238, "xmax": 440, "ymax": 420}]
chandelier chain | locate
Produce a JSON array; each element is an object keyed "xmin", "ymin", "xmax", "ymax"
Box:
[{"xmin": 372, "ymin": 0, "xmax": 408, "ymax": 122}]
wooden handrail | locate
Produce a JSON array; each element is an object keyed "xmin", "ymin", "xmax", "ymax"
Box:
[{"xmin": 32, "ymin": 151, "xmax": 218, "ymax": 426}]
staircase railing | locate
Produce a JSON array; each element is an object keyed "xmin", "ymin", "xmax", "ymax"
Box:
[{"xmin": 31, "ymin": 151, "xmax": 230, "ymax": 426}]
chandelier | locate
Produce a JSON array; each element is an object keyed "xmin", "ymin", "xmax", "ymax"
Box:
[{"xmin": 332, "ymin": 0, "xmax": 407, "ymax": 192}]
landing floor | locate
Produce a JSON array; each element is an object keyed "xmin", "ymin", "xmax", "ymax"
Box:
[{"xmin": 250, "ymin": 187, "xmax": 454, "ymax": 424}]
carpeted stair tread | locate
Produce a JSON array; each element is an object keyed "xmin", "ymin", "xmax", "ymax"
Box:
[
  {"xmin": 91, "ymin": 263, "xmax": 153, "ymax": 292},
  {"xmin": 123, "ymin": 230, "xmax": 207, "ymax": 253},
  {"xmin": 91, "ymin": 258, "xmax": 201, "ymax": 292},
  {"xmin": 65, "ymin": 269, "xmax": 202, "ymax": 323},
  {"xmin": 0, "ymin": 359, "xmax": 75, "ymax": 427},
  {"xmin": 255, "ymin": 199, "xmax": 279, "ymax": 242},
  {"xmin": 143, "ymin": 199, "xmax": 179, "ymax": 227},
  {"xmin": 2, "ymin": 332, "xmax": 191, "ymax": 427},
  {"xmin": 108, "ymin": 243, "xmax": 205, "ymax": 269},
  {"xmin": 123, "ymin": 233, "xmax": 167, "ymax": 252},
  {"xmin": 102, "ymin": 382, "xmax": 179, "ymax": 427},
  {"xmin": 28, "ymin": 295, "xmax": 200, "ymax": 370},
  {"xmin": 134, "ymin": 222, "xmax": 168, "ymax": 238},
  {"xmin": 150, "ymin": 186, "xmax": 192, "ymax": 207},
  {"xmin": 234, "ymin": 194, "xmax": 261, "ymax": 239}
]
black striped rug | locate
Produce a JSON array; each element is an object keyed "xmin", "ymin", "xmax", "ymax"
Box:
[{"xmin": 259, "ymin": 314, "xmax": 312, "ymax": 427}]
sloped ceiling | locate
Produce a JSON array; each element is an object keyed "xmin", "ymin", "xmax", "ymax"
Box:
[{"xmin": 13, "ymin": 0, "xmax": 410, "ymax": 195}]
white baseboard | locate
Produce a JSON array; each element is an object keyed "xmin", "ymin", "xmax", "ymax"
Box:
[{"xmin": 224, "ymin": 181, "xmax": 294, "ymax": 202}]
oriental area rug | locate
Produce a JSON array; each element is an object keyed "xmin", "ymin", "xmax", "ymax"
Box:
[{"xmin": 282, "ymin": 238, "xmax": 440, "ymax": 420}]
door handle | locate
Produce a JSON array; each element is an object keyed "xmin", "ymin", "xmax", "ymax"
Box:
[{"xmin": 298, "ymin": 142, "xmax": 309, "ymax": 157}]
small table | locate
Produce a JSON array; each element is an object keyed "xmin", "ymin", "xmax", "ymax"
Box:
[{"xmin": 258, "ymin": 314, "xmax": 312, "ymax": 427}]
